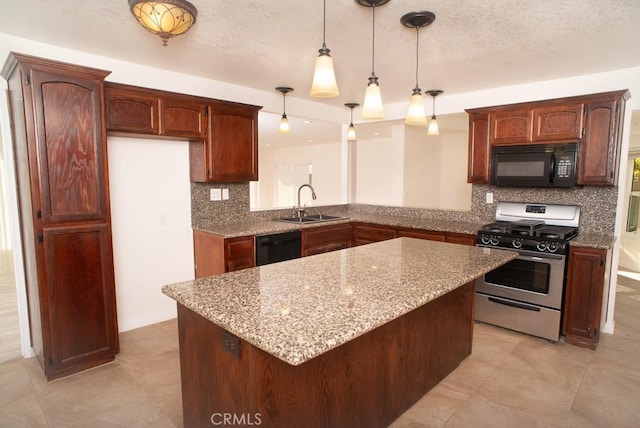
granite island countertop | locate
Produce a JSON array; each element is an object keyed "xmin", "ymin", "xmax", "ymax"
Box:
[{"xmin": 162, "ymin": 237, "xmax": 516, "ymax": 366}]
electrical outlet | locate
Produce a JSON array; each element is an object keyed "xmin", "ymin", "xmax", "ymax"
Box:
[
  {"xmin": 486, "ymin": 192, "xmax": 494, "ymax": 204},
  {"xmin": 210, "ymin": 188, "xmax": 222, "ymax": 201},
  {"xmin": 222, "ymin": 188, "xmax": 229, "ymax": 200}
]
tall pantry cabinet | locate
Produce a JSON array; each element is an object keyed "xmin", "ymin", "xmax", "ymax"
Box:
[{"xmin": 2, "ymin": 53, "xmax": 119, "ymax": 380}]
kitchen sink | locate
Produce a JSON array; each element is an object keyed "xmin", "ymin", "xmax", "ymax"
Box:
[{"xmin": 275, "ymin": 214, "xmax": 348, "ymax": 224}]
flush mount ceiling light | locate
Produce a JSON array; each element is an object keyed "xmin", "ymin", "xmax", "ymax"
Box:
[
  {"xmin": 401, "ymin": 11, "xmax": 436, "ymax": 126},
  {"xmin": 356, "ymin": 0, "xmax": 391, "ymax": 120},
  {"xmin": 128, "ymin": 0, "xmax": 198, "ymax": 47},
  {"xmin": 276, "ymin": 87, "xmax": 294, "ymax": 134},
  {"xmin": 310, "ymin": 0, "xmax": 340, "ymax": 98},
  {"xmin": 427, "ymin": 89, "xmax": 444, "ymax": 135},
  {"xmin": 345, "ymin": 103, "xmax": 360, "ymax": 141}
]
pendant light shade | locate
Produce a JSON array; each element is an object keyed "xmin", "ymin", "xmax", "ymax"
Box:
[
  {"xmin": 276, "ymin": 87, "xmax": 293, "ymax": 135},
  {"xmin": 345, "ymin": 103, "xmax": 359, "ymax": 142},
  {"xmin": 310, "ymin": 0, "xmax": 339, "ymax": 97},
  {"xmin": 128, "ymin": 0, "xmax": 198, "ymax": 46},
  {"xmin": 358, "ymin": 0, "xmax": 390, "ymax": 120},
  {"xmin": 401, "ymin": 11, "xmax": 436, "ymax": 125},
  {"xmin": 362, "ymin": 77, "xmax": 384, "ymax": 120},
  {"xmin": 427, "ymin": 90, "xmax": 443, "ymax": 135}
]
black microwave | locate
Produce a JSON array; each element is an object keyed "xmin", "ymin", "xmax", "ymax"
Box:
[{"xmin": 490, "ymin": 142, "xmax": 578, "ymax": 188}]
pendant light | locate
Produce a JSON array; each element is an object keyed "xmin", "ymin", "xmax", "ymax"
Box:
[
  {"xmin": 276, "ymin": 87, "xmax": 293, "ymax": 134},
  {"xmin": 427, "ymin": 90, "xmax": 444, "ymax": 135},
  {"xmin": 345, "ymin": 103, "xmax": 360, "ymax": 141},
  {"xmin": 310, "ymin": 0, "xmax": 340, "ymax": 98},
  {"xmin": 401, "ymin": 11, "xmax": 436, "ymax": 125},
  {"xmin": 357, "ymin": 0, "xmax": 391, "ymax": 120},
  {"xmin": 128, "ymin": 0, "xmax": 198, "ymax": 47}
]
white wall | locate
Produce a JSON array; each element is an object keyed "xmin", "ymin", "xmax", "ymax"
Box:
[
  {"xmin": 403, "ymin": 126, "xmax": 441, "ymax": 208},
  {"xmin": 253, "ymin": 141, "xmax": 342, "ymax": 209},
  {"xmin": 356, "ymin": 125, "xmax": 405, "ymax": 206},
  {"xmin": 439, "ymin": 132, "xmax": 472, "ymax": 211},
  {"xmin": 107, "ymin": 137, "xmax": 194, "ymax": 332}
]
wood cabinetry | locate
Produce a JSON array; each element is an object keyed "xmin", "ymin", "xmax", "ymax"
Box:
[
  {"xmin": 579, "ymin": 99, "xmax": 624, "ymax": 185},
  {"xmin": 2, "ymin": 53, "xmax": 118, "ymax": 380},
  {"xmin": 105, "ymin": 82, "xmax": 260, "ymax": 183},
  {"xmin": 532, "ymin": 103, "xmax": 584, "ymax": 142},
  {"xmin": 562, "ymin": 246, "xmax": 610, "ymax": 350},
  {"xmin": 104, "ymin": 83, "xmax": 207, "ymax": 139},
  {"xmin": 491, "ymin": 108, "xmax": 532, "ymax": 145},
  {"xmin": 396, "ymin": 228, "xmax": 445, "ymax": 242},
  {"xmin": 445, "ymin": 232, "xmax": 477, "ymax": 246},
  {"xmin": 467, "ymin": 112, "xmax": 491, "ymax": 183},
  {"xmin": 465, "ymin": 90, "xmax": 629, "ymax": 186},
  {"xmin": 302, "ymin": 224, "xmax": 354, "ymax": 257},
  {"xmin": 193, "ymin": 231, "xmax": 254, "ymax": 278},
  {"xmin": 190, "ymin": 101, "xmax": 259, "ymax": 182},
  {"xmin": 354, "ymin": 223, "xmax": 397, "ymax": 246}
]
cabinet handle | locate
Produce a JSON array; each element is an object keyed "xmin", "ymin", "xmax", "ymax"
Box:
[
  {"xmin": 35, "ymin": 209, "xmax": 42, "ymax": 219},
  {"xmin": 37, "ymin": 234, "xmax": 44, "ymax": 243}
]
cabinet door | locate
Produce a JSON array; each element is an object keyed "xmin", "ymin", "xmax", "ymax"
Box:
[
  {"xmin": 104, "ymin": 85, "xmax": 160, "ymax": 135},
  {"xmin": 397, "ymin": 228, "xmax": 445, "ymax": 242},
  {"xmin": 491, "ymin": 109, "xmax": 532, "ymax": 145},
  {"xmin": 31, "ymin": 70, "xmax": 109, "ymax": 224},
  {"xmin": 225, "ymin": 236, "xmax": 255, "ymax": 272},
  {"xmin": 302, "ymin": 224, "xmax": 353, "ymax": 257},
  {"xmin": 207, "ymin": 103, "xmax": 259, "ymax": 182},
  {"xmin": 161, "ymin": 99, "xmax": 208, "ymax": 139},
  {"xmin": 354, "ymin": 223, "xmax": 396, "ymax": 246},
  {"xmin": 532, "ymin": 103, "xmax": 584, "ymax": 142},
  {"xmin": 445, "ymin": 233, "xmax": 476, "ymax": 246},
  {"xmin": 562, "ymin": 247, "xmax": 606, "ymax": 349},
  {"xmin": 578, "ymin": 100, "xmax": 620, "ymax": 185},
  {"xmin": 42, "ymin": 224, "xmax": 118, "ymax": 376},
  {"xmin": 467, "ymin": 112, "xmax": 491, "ymax": 184}
]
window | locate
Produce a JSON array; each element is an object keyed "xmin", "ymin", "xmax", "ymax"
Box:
[{"xmin": 626, "ymin": 157, "xmax": 640, "ymax": 232}]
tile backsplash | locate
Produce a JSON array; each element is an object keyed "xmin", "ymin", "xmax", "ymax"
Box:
[{"xmin": 191, "ymin": 182, "xmax": 618, "ymax": 236}]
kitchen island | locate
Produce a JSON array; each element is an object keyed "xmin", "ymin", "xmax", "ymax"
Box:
[{"xmin": 163, "ymin": 238, "xmax": 515, "ymax": 427}]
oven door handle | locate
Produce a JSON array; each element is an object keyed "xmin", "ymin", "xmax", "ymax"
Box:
[
  {"xmin": 488, "ymin": 296, "xmax": 541, "ymax": 312},
  {"xmin": 516, "ymin": 252, "xmax": 565, "ymax": 262}
]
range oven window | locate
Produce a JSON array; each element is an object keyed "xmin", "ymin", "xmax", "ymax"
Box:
[{"xmin": 485, "ymin": 258, "xmax": 551, "ymax": 295}]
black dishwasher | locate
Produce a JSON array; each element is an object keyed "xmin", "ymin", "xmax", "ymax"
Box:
[{"xmin": 255, "ymin": 230, "xmax": 302, "ymax": 266}]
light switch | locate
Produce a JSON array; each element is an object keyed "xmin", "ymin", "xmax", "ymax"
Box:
[
  {"xmin": 210, "ymin": 188, "xmax": 222, "ymax": 201},
  {"xmin": 486, "ymin": 192, "xmax": 494, "ymax": 204},
  {"xmin": 222, "ymin": 188, "xmax": 229, "ymax": 200}
]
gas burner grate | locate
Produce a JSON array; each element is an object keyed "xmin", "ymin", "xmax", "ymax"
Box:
[
  {"xmin": 535, "ymin": 225, "xmax": 579, "ymax": 240},
  {"xmin": 508, "ymin": 220, "xmax": 545, "ymax": 237}
]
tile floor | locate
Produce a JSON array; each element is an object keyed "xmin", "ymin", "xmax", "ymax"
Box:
[{"xmin": 1, "ymin": 272, "xmax": 639, "ymax": 427}]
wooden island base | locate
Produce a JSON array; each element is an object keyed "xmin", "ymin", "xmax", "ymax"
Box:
[{"xmin": 177, "ymin": 281, "xmax": 475, "ymax": 428}]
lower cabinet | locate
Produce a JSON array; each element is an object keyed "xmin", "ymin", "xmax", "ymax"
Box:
[
  {"xmin": 397, "ymin": 228, "xmax": 446, "ymax": 242},
  {"xmin": 354, "ymin": 223, "xmax": 397, "ymax": 246},
  {"xmin": 193, "ymin": 231, "xmax": 254, "ymax": 278},
  {"xmin": 302, "ymin": 224, "xmax": 354, "ymax": 256},
  {"xmin": 562, "ymin": 246, "xmax": 609, "ymax": 350}
]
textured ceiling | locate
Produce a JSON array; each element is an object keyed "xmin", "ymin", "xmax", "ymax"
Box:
[{"xmin": 1, "ymin": 1, "xmax": 639, "ymax": 144}]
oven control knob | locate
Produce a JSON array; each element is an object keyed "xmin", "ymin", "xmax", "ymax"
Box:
[
  {"xmin": 489, "ymin": 236, "xmax": 500, "ymax": 246},
  {"xmin": 547, "ymin": 242, "xmax": 558, "ymax": 253},
  {"xmin": 536, "ymin": 242, "xmax": 548, "ymax": 252},
  {"xmin": 480, "ymin": 235, "xmax": 491, "ymax": 245},
  {"xmin": 512, "ymin": 238, "xmax": 523, "ymax": 249}
]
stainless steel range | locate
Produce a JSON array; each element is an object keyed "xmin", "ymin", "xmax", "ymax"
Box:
[{"xmin": 475, "ymin": 202, "xmax": 580, "ymax": 341}]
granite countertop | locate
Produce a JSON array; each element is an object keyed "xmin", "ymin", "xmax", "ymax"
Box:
[
  {"xmin": 194, "ymin": 213, "xmax": 483, "ymax": 238},
  {"xmin": 571, "ymin": 233, "xmax": 616, "ymax": 250},
  {"xmin": 162, "ymin": 238, "xmax": 516, "ymax": 366}
]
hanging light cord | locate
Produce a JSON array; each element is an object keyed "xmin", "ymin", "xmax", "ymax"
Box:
[
  {"xmin": 371, "ymin": 2, "xmax": 376, "ymax": 76},
  {"xmin": 322, "ymin": 0, "xmax": 327, "ymax": 49},
  {"xmin": 350, "ymin": 107, "xmax": 354, "ymax": 126},
  {"xmin": 282, "ymin": 92, "xmax": 287, "ymax": 115},
  {"xmin": 414, "ymin": 27, "xmax": 420, "ymax": 89},
  {"xmin": 431, "ymin": 94, "xmax": 436, "ymax": 118}
]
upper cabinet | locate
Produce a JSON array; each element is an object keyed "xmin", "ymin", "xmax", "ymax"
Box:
[
  {"xmin": 189, "ymin": 101, "xmax": 259, "ymax": 182},
  {"xmin": 491, "ymin": 108, "xmax": 532, "ymax": 145},
  {"xmin": 465, "ymin": 90, "xmax": 630, "ymax": 186},
  {"xmin": 105, "ymin": 82, "xmax": 260, "ymax": 182},
  {"xmin": 105, "ymin": 83, "xmax": 207, "ymax": 140}
]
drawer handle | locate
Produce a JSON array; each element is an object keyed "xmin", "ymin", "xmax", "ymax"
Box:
[{"xmin": 488, "ymin": 297, "xmax": 541, "ymax": 312}]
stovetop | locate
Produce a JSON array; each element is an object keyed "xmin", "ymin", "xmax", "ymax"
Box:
[{"xmin": 477, "ymin": 208, "xmax": 580, "ymax": 255}]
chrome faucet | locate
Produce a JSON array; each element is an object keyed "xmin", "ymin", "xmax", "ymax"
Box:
[{"xmin": 295, "ymin": 184, "xmax": 317, "ymax": 218}]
